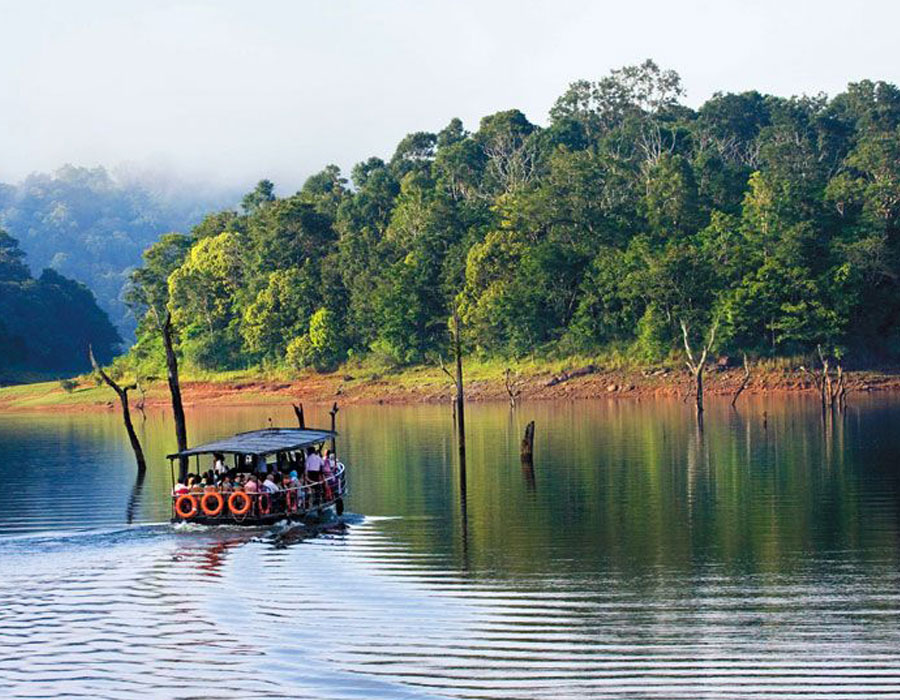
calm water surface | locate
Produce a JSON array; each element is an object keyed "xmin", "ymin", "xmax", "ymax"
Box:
[{"xmin": 1, "ymin": 397, "xmax": 900, "ymax": 699}]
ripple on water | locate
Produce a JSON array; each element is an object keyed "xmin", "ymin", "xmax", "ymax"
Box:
[{"xmin": 4, "ymin": 399, "xmax": 900, "ymax": 698}]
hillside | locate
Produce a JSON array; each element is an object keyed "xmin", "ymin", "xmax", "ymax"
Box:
[{"xmin": 0, "ymin": 165, "xmax": 237, "ymax": 341}]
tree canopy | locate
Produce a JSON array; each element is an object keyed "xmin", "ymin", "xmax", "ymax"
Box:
[
  {"xmin": 0, "ymin": 228, "xmax": 120, "ymax": 375},
  {"xmin": 123, "ymin": 63, "xmax": 900, "ymax": 374}
]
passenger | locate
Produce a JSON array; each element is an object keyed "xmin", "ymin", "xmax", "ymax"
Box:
[
  {"xmin": 244, "ymin": 474, "xmax": 259, "ymax": 494},
  {"xmin": 172, "ymin": 478, "xmax": 188, "ymax": 496},
  {"xmin": 262, "ymin": 472, "xmax": 280, "ymax": 494},
  {"xmin": 305, "ymin": 446, "xmax": 323, "ymax": 484},
  {"xmin": 213, "ymin": 453, "xmax": 226, "ymax": 476},
  {"xmin": 288, "ymin": 470, "xmax": 301, "ymax": 488},
  {"xmin": 189, "ymin": 475, "xmax": 203, "ymax": 494},
  {"xmin": 219, "ymin": 476, "xmax": 233, "ymax": 494},
  {"xmin": 256, "ymin": 455, "xmax": 268, "ymax": 474}
]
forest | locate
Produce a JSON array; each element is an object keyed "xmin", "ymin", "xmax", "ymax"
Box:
[
  {"xmin": 0, "ymin": 229, "xmax": 120, "ymax": 375},
  {"xmin": 115, "ymin": 62, "xmax": 900, "ymax": 376},
  {"xmin": 0, "ymin": 165, "xmax": 234, "ymax": 340}
]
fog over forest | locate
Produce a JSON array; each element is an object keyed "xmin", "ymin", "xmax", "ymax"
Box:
[{"xmin": 0, "ymin": 165, "xmax": 239, "ymax": 340}]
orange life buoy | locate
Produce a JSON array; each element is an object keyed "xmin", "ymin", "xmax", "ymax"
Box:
[
  {"xmin": 258, "ymin": 492, "xmax": 271, "ymax": 515},
  {"xmin": 285, "ymin": 489, "xmax": 297, "ymax": 512},
  {"xmin": 201, "ymin": 491, "xmax": 224, "ymax": 517},
  {"xmin": 175, "ymin": 494, "xmax": 198, "ymax": 519},
  {"xmin": 228, "ymin": 491, "xmax": 251, "ymax": 516}
]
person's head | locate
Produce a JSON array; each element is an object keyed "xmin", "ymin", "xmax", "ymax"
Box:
[
  {"xmin": 289, "ymin": 470, "xmax": 298, "ymax": 480},
  {"xmin": 307, "ymin": 446, "xmax": 315, "ymax": 456},
  {"xmin": 323, "ymin": 448, "xmax": 330, "ymax": 459}
]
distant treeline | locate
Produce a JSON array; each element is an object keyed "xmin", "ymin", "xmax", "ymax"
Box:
[
  {"xmin": 123, "ymin": 61, "xmax": 900, "ymax": 375},
  {"xmin": 0, "ymin": 230, "xmax": 119, "ymax": 374},
  {"xmin": 0, "ymin": 165, "xmax": 236, "ymax": 340}
]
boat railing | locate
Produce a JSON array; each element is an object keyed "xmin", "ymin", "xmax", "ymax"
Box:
[{"xmin": 172, "ymin": 462, "xmax": 347, "ymax": 521}]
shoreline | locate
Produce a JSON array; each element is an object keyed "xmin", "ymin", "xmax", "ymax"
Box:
[{"xmin": 2, "ymin": 364, "xmax": 900, "ymax": 413}]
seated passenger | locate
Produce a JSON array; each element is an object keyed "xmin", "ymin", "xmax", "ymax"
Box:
[
  {"xmin": 262, "ymin": 473, "xmax": 280, "ymax": 494},
  {"xmin": 244, "ymin": 474, "xmax": 259, "ymax": 494},
  {"xmin": 219, "ymin": 476, "xmax": 234, "ymax": 494},
  {"xmin": 172, "ymin": 478, "xmax": 188, "ymax": 496}
]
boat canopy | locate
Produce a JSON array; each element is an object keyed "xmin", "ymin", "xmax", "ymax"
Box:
[{"xmin": 167, "ymin": 427, "xmax": 336, "ymax": 459}]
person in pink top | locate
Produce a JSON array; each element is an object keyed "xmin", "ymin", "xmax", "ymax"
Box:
[{"xmin": 244, "ymin": 474, "xmax": 259, "ymax": 494}]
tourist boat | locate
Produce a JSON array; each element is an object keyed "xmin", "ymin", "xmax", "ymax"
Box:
[{"xmin": 167, "ymin": 427, "xmax": 347, "ymax": 525}]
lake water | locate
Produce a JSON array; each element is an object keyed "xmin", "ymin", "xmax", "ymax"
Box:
[{"xmin": 1, "ymin": 396, "xmax": 900, "ymax": 699}]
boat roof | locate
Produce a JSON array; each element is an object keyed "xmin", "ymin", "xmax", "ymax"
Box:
[{"xmin": 167, "ymin": 427, "xmax": 335, "ymax": 459}]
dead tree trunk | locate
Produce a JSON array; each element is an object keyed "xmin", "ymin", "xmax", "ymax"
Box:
[
  {"xmin": 293, "ymin": 402, "xmax": 306, "ymax": 428},
  {"xmin": 817, "ymin": 345, "xmax": 832, "ymax": 413},
  {"xmin": 505, "ymin": 368, "xmax": 521, "ymax": 409},
  {"xmin": 135, "ymin": 380, "xmax": 147, "ymax": 420},
  {"xmin": 731, "ymin": 353, "xmax": 752, "ymax": 408},
  {"xmin": 438, "ymin": 316, "xmax": 466, "ymax": 456},
  {"xmin": 329, "ymin": 402, "xmax": 339, "ymax": 453},
  {"xmin": 163, "ymin": 312, "xmax": 189, "ymax": 480},
  {"xmin": 90, "ymin": 345, "xmax": 146, "ymax": 475},
  {"xmin": 453, "ymin": 314, "xmax": 465, "ymax": 461},
  {"xmin": 836, "ymin": 364, "xmax": 847, "ymax": 411},
  {"xmin": 521, "ymin": 420, "xmax": 535, "ymax": 463},
  {"xmin": 681, "ymin": 318, "xmax": 718, "ymax": 418}
]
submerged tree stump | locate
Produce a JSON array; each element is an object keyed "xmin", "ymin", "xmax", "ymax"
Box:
[
  {"xmin": 293, "ymin": 403, "xmax": 306, "ymax": 429},
  {"xmin": 521, "ymin": 420, "xmax": 535, "ymax": 463}
]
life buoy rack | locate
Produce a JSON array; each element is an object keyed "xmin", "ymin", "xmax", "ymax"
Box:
[
  {"xmin": 258, "ymin": 492, "xmax": 272, "ymax": 515},
  {"xmin": 228, "ymin": 491, "xmax": 251, "ymax": 516},
  {"xmin": 175, "ymin": 494, "xmax": 198, "ymax": 519},
  {"xmin": 201, "ymin": 491, "xmax": 224, "ymax": 517}
]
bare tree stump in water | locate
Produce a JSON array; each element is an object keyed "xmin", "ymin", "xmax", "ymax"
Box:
[
  {"xmin": 329, "ymin": 402, "xmax": 339, "ymax": 453},
  {"xmin": 521, "ymin": 421, "xmax": 535, "ymax": 463},
  {"xmin": 90, "ymin": 345, "xmax": 146, "ymax": 475},
  {"xmin": 731, "ymin": 353, "xmax": 752, "ymax": 408},
  {"xmin": 162, "ymin": 312, "xmax": 189, "ymax": 480},
  {"xmin": 505, "ymin": 368, "xmax": 522, "ymax": 408},
  {"xmin": 437, "ymin": 315, "xmax": 466, "ymax": 461},
  {"xmin": 681, "ymin": 317, "xmax": 719, "ymax": 419},
  {"xmin": 293, "ymin": 403, "xmax": 306, "ymax": 428}
]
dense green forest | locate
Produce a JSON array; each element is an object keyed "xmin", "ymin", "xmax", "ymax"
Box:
[
  {"xmin": 0, "ymin": 165, "xmax": 235, "ymax": 340},
  {"xmin": 123, "ymin": 61, "xmax": 900, "ymax": 376},
  {"xmin": 0, "ymin": 229, "xmax": 120, "ymax": 375}
]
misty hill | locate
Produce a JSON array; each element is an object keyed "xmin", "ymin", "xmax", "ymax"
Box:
[
  {"xmin": 0, "ymin": 165, "xmax": 238, "ymax": 341},
  {"xmin": 0, "ymin": 229, "xmax": 120, "ymax": 377}
]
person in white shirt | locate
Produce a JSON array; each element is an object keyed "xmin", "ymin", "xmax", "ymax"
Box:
[
  {"xmin": 213, "ymin": 453, "xmax": 226, "ymax": 475},
  {"xmin": 262, "ymin": 473, "xmax": 280, "ymax": 494},
  {"xmin": 305, "ymin": 446, "xmax": 322, "ymax": 483}
]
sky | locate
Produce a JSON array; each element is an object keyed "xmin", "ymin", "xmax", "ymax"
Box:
[{"xmin": 1, "ymin": 0, "xmax": 898, "ymax": 193}]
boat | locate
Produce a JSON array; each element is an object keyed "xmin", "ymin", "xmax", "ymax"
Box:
[{"xmin": 167, "ymin": 427, "xmax": 347, "ymax": 525}]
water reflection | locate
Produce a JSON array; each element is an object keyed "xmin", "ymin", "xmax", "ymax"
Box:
[{"xmin": 2, "ymin": 397, "xmax": 900, "ymax": 697}]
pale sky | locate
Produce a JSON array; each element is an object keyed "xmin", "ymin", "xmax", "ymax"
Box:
[{"xmin": 0, "ymin": 0, "xmax": 897, "ymax": 193}]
